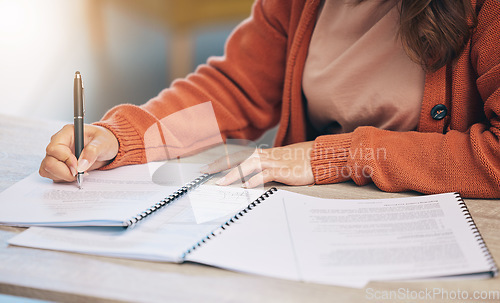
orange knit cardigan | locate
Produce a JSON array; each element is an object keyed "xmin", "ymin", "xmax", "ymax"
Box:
[{"xmin": 95, "ymin": 0, "xmax": 500, "ymax": 198}]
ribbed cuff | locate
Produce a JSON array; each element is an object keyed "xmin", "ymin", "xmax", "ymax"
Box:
[
  {"xmin": 93, "ymin": 115, "xmax": 146, "ymax": 170},
  {"xmin": 311, "ymin": 133, "xmax": 353, "ymax": 184}
]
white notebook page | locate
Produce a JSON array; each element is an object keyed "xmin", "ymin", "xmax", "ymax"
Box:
[
  {"xmin": 0, "ymin": 162, "xmax": 201, "ymax": 226},
  {"xmin": 186, "ymin": 190, "xmax": 494, "ymax": 287},
  {"xmin": 8, "ymin": 185, "xmax": 265, "ymax": 262},
  {"xmin": 281, "ymin": 191, "xmax": 493, "ymax": 284}
]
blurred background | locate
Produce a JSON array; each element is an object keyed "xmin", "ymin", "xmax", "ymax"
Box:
[{"xmin": 0, "ymin": 0, "xmax": 254, "ymax": 123}]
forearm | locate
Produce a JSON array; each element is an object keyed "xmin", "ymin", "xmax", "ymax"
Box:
[
  {"xmin": 311, "ymin": 125, "xmax": 500, "ymax": 198},
  {"xmin": 93, "ymin": 0, "xmax": 291, "ymax": 169}
]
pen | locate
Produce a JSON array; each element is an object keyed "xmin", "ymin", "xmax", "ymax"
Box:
[{"xmin": 74, "ymin": 71, "xmax": 85, "ymax": 189}]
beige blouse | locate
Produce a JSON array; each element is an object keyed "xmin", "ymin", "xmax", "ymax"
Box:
[{"xmin": 302, "ymin": 0, "xmax": 425, "ymax": 135}]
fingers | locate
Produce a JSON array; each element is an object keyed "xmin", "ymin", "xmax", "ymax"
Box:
[
  {"xmin": 216, "ymin": 154, "xmax": 263, "ymax": 185},
  {"xmin": 39, "ymin": 124, "xmax": 119, "ymax": 182},
  {"xmin": 214, "ymin": 142, "xmax": 315, "ymax": 188},
  {"xmin": 40, "ymin": 125, "xmax": 78, "ymax": 181},
  {"xmin": 201, "ymin": 149, "xmax": 254, "ymax": 174},
  {"xmin": 45, "ymin": 140, "xmax": 77, "ymax": 173},
  {"xmin": 243, "ymin": 166, "xmax": 312, "ymax": 188},
  {"xmin": 76, "ymin": 135, "xmax": 102, "ymax": 172},
  {"xmin": 39, "ymin": 155, "xmax": 77, "ymax": 182},
  {"xmin": 243, "ymin": 168, "xmax": 278, "ymax": 188},
  {"xmin": 78, "ymin": 125, "xmax": 119, "ymax": 172}
]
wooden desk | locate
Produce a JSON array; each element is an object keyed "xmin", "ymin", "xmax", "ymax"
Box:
[{"xmin": 0, "ymin": 114, "xmax": 499, "ymax": 302}]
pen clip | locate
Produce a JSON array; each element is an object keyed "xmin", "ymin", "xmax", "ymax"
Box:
[
  {"xmin": 80, "ymin": 75, "xmax": 86, "ymax": 117},
  {"xmin": 82, "ymin": 86, "xmax": 86, "ymax": 116}
]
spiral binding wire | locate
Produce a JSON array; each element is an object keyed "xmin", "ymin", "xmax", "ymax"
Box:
[
  {"xmin": 455, "ymin": 192, "xmax": 499, "ymax": 276},
  {"xmin": 182, "ymin": 187, "xmax": 278, "ymax": 258},
  {"xmin": 124, "ymin": 173, "xmax": 212, "ymax": 227}
]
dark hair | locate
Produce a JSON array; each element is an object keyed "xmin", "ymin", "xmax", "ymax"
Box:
[{"xmin": 358, "ymin": 0, "xmax": 477, "ymax": 71}]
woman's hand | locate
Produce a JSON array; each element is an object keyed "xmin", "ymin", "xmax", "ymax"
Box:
[
  {"xmin": 202, "ymin": 141, "xmax": 315, "ymax": 188},
  {"xmin": 39, "ymin": 124, "xmax": 119, "ymax": 182}
]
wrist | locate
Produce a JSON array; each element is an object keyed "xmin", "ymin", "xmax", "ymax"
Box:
[{"xmin": 310, "ymin": 133, "xmax": 353, "ymax": 184}]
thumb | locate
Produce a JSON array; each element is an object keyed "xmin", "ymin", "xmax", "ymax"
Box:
[{"xmin": 76, "ymin": 140, "xmax": 102, "ymax": 173}]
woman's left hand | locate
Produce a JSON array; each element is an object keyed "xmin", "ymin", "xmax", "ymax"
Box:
[{"xmin": 201, "ymin": 141, "xmax": 315, "ymax": 188}]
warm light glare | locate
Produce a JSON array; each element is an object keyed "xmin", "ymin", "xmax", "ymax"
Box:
[
  {"xmin": 0, "ymin": 1, "xmax": 25, "ymax": 34},
  {"xmin": 0, "ymin": 0, "xmax": 51, "ymax": 64},
  {"xmin": 0, "ymin": 0, "xmax": 84, "ymax": 117}
]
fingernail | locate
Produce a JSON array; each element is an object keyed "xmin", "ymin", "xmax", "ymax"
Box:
[
  {"xmin": 77, "ymin": 159, "xmax": 89, "ymax": 172},
  {"xmin": 216, "ymin": 177, "xmax": 226, "ymax": 185},
  {"xmin": 70, "ymin": 166, "xmax": 77, "ymax": 176}
]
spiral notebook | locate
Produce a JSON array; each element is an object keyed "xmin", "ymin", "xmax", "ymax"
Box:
[
  {"xmin": 9, "ymin": 188, "xmax": 498, "ymax": 288},
  {"xmin": 0, "ymin": 162, "xmax": 238, "ymax": 227}
]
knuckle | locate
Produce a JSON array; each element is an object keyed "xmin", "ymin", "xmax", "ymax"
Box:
[
  {"xmin": 226, "ymin": 167, "xmax": 239, "ymax": 178},
  {"xmin": 45, "ymin": 144, "xmax": 58, "ymax": 156},
  {"xmin": 51, "ymin": 124, "xmax": 72, "ymax": 141},
  {"xmin": 84, "ymin": 144, "xmax": 98, "ymax": 157},
  {"xmin": 39, "ymin": 165, "xmax": 47, "ymax": 177},
  {"xmin": 263, "ymin": 168, "xmax": 275, "ymax": 177},
  {"xmin": 43, "ymin": 159, "xmax": 56, "ymax": 174},
  {"xmin": 50, "ymin": 132, "xmax": 59, "ymax": 141},
  {"xmin": 62, "ymin": 124, "xmax": 73, "ymax": 131},
  {"xmin": 270, "ymin": 167, "xmax": 282, "ymax": 176},
  {"xmin": 215, "ymin": 156, "xmax": 231, "ymax": 168}
]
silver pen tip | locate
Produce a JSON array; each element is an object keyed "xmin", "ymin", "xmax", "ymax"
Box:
[{"xmin": 77, "ymin": 173, "xmax": 83, "ymax": 189}]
